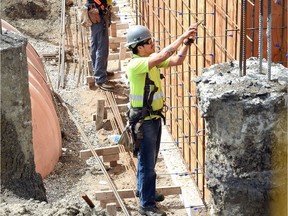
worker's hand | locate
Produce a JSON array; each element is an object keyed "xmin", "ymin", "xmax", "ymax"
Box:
[
  {"xmin": 182, "ymin": 23, "xmax": 198, "ymax": 40},
  {"xmin": 190, "ymin": 20, "xmax": 204, "ymax": 30},
  {"xmin": 183, "ymin": 27, "xmax": 196, "ymax": 39}
]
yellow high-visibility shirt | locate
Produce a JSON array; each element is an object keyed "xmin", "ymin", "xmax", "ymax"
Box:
[{"xmin": 127, "ymin": 53, "xmax": 170, "ymax": 119}]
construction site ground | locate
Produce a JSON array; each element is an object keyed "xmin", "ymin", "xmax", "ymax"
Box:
[{"xmin": 1, "ymin": 0, "xmax": 207, "ymax": 215}]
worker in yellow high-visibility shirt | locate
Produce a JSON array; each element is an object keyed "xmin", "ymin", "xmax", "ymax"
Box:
[
  {"xmin": 125, "ymin": 23, "xmax": 198, "ymax": 216},
  {"xmin": 86, "ymin": 0, "xmax": 114, "ymax": 90}
]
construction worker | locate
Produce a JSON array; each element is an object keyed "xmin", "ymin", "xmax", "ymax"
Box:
[
  {"xmin": 86, "ymin": 0, "xmax": 113, "ymax": 90},
  {"xmin": 125, "ymin": 24, "xmax": 198, "ymax": 216}
]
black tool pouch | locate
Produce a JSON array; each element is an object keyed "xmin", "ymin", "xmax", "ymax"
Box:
[
  {"xmin": 132, "ymin": 121, "xmax": 143, "ymax": 157},
  {"xmin": 127, "ymin": 108, "xmax": 144, "ymax": 157},
  {"xmin": 128, "ymin": 108, "xmax": 142, "ymax": 123}
]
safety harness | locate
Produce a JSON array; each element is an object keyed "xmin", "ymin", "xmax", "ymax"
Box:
[
  {"xmin": 128, "ymin": 73, "xmax": 166, "ymax": 156},
  {"xmin": 93, "ymin": 0, "xmax": 107, "ymax": 10}
]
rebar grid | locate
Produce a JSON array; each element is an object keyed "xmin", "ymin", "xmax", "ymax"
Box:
[{"xmin": 127, "ymin": 0, "xmax": 287, "ymax": 203}]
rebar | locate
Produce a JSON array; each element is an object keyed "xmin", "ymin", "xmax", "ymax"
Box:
[
  {"xmin": 267, "ymin": 0, "xmax": 272, "ymax": 80},
  {"xmin": 259, "ymin": 0, "xmax": 264, "ymax": 73}
]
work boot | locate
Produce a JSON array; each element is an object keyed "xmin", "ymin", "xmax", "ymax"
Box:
[
  {"xmin": 97, "ymin": 81, "xmax": 114, "ymax": 91},
  {"xmin": 135, "ymin": 190, "xmax": 165, "ymax": 202},
  {"xmin": 139, "ymin": 206, "xmax": 166, "ymax": 216},
  {"xmin": 106, "ymin": 71, "xmax": 114, "ymax": 76}
]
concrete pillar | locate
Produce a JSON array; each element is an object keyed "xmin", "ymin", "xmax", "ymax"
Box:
[{"xmin": 196, "ymin": 59, "xmax": 287, "ymax": 216}]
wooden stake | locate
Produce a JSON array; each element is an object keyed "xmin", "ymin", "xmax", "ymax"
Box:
[
  {"xmin": 110, "ymin": 22, "xmax": 117, "ymax": 37},
  {"xmin": 81, "ymin": 193, "xmax": 95, "ymax": 208},
  {"xmin": 96, "ymin": 99, "xmax": 105, "ymax": 130}
]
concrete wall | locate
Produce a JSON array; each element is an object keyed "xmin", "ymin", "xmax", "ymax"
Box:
[{"xmin": 196, "ymin": 58, "xmax": 287, "ymax": 216}]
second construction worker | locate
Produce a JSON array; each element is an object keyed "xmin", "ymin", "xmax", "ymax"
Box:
[
  {"xmin": 86, "ymin": 0, "xmax": 114, "ymax": 90},
  {"xmin": 125, "ymin": 23, "xmax": 198, "ymax": 216}
]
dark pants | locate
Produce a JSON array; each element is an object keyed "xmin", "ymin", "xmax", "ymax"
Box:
[
  {"xmin": 136, "ymin": 118, "xmax": 162, "ymax": 208},
  {"xmin": 90, "ymin": 14, "xmax": 109, "ymax": 84}
]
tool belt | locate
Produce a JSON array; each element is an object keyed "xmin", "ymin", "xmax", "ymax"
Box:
[
  {"xmin": 127, "ymin": 107, "xmax": 165, "ymax": 157},
  {"xmin": 86, "ymin": 0, "xmax": 109, "ymax": 24},
  {"xmin": 88, "ymin": 5, "xmax": 101, "ymax": 24}
]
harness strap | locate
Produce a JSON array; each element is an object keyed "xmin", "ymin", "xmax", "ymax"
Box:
[
  {"xmin": 143, "ymin": 73, "xmax": 158, "ymax": 110},
  {"xmin": 93, "ymin": 0, "xmax": 107, "ymax": 10}
]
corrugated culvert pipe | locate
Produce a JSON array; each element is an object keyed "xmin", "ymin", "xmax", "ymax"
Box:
[{"xmin": 1, "ymin": 19, "xmax": 62, "ymax": 178}]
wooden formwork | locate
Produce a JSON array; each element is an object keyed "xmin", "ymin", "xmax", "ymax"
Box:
[{"xmin": 128, "ymin": 0, "xmax": 287, "ymax": 203}]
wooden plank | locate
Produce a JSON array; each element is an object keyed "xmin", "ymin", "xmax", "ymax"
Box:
[
  {"xmin": 108, "ymin": 52, "xmax": 132, "ymax": 61},
  {"xmin": 110, "ymin": 161, "xmax": 118, "ymax": 167},
  {"xmin": 87, "ymin": 60, "xmax": 93, "ymax": 76},
  {"xmin": 105, "ymin": 104, "xmax": 129, "ymax": 113},
  {"xmin": 106, "ymin": 203, "xmax": 117, "ymax": 216},
  {"xmin": 40, "ymin": 52, "xmax": 58, "ymax": 59},
  {"xmin": 119, "ymin": 42, "xmax": 126, "ymax": 60},
  {"xmin": 110, "ymin": 22, "xmax": 117, "ymax": 37},
  {"xmin": 95, "ymin": 99, "xmax": 105, "ymax": 130},
  {"xmin": 108, "ymin": 53, "xmax": 120, "ymax": 60},
  {"xmin": 116, "ymin": 23, "xmax": 129, "ymax": 30},
  {"xmin": 103, "ymin": 153, "xmax": 119, "ymax": 163},
  {"xmin": 109, "ymin": 37, "xmax": 127, "ymax": 43},
  {"xmin": 86, "ymin": 76, "xmax": 95, "ymax": 88},
  {"xmin": 110, "ymin": 42, "xmax": 119, "ymax": 51},
  {"xmin": 95, "ymin": 186, "xmax": 181, "ymax": 201},
  {"xmin": 79, "ymin": 146, "xmax": 120, "ymax": 160}
]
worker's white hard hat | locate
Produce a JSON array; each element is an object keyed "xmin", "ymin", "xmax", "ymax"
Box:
[{"xmin": 125, "ymin": 25, "xmax": 152, "ymax": 49}]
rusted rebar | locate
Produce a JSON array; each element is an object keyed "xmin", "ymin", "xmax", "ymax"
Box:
[
  {"xmin": 0, "ymin": 19, "xmax": 2, "ymax": 35},
  {"xmin": 258, "ymin": 0, "xmax": 264, "ymax": 74},
  {"xmin": 242, "ymin": 0, "xmax": 247, "ymax": 76},
  {"xmin": 267, "ymin": 0, "xmax": 272, "ymax": 80},
  {"xmin": 81, "ymin": 193, "xmax": 95, "ymax": 208}
]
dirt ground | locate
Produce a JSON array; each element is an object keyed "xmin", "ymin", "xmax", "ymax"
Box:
[{"xmin": 1, "ymin": 0, "xmax": 207, "ymax": 215}]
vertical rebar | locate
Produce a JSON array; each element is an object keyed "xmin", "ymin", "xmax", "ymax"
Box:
[
  {"xmin": 235, "ymin": 0, "xmax": 239, "ymax": 61},
  {"xmin": 224, "ymin": 0, "xmax": 229, "ymax": 62},
  {"xmin": 0, "ymin": 19, "xmax": 2, "ymax": 35},
  {"xmin": 135, "ymin": 0, "xmax": 138, "ymax": 25},
  {"xmin": 251, "ymin": 0, "xmax": 255, "ymax": 55},
  {"xmin": 242, "ymin": 0, "xmax": 247, "ymax": 76},
  {"xmin": 213, "ymin": 0, "xmax": 216, "ymax": 65},
  {"xmin": 258, "ymin": 0, "xmax": 263, "ymax": 73},
  {"xmin": 267, "ymin": 0, "xmax": 272, "ymax": 80},
  {"xmin": 280, "ymin": 0, "xmax": 285, "ymax": 65},
  {"xmin": 239, "ymin": 0, "xmax": 244, "ymax": 76}
]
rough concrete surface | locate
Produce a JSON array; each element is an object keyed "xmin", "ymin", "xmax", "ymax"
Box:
[
  {"xmin": 1, "ymin": 31, "xmax": 47, "ymax": 201},
  {"xmin": 196, "ymin": 58, "xmax": 287, "ymax": 216}
]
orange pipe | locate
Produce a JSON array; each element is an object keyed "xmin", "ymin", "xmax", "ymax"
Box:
[{"xmin": 1, "ymin": 19, "xmax": 62, "ymax": 178}]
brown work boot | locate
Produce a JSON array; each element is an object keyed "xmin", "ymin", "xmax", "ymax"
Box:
[{"xmin": 106, "ymin": 71, "xmax": 114, "ymax": 76}]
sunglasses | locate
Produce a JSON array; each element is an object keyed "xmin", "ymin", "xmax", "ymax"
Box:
[{"xmin": 138, "ymin": 38, "xmax": 153, "ymax": 46}]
